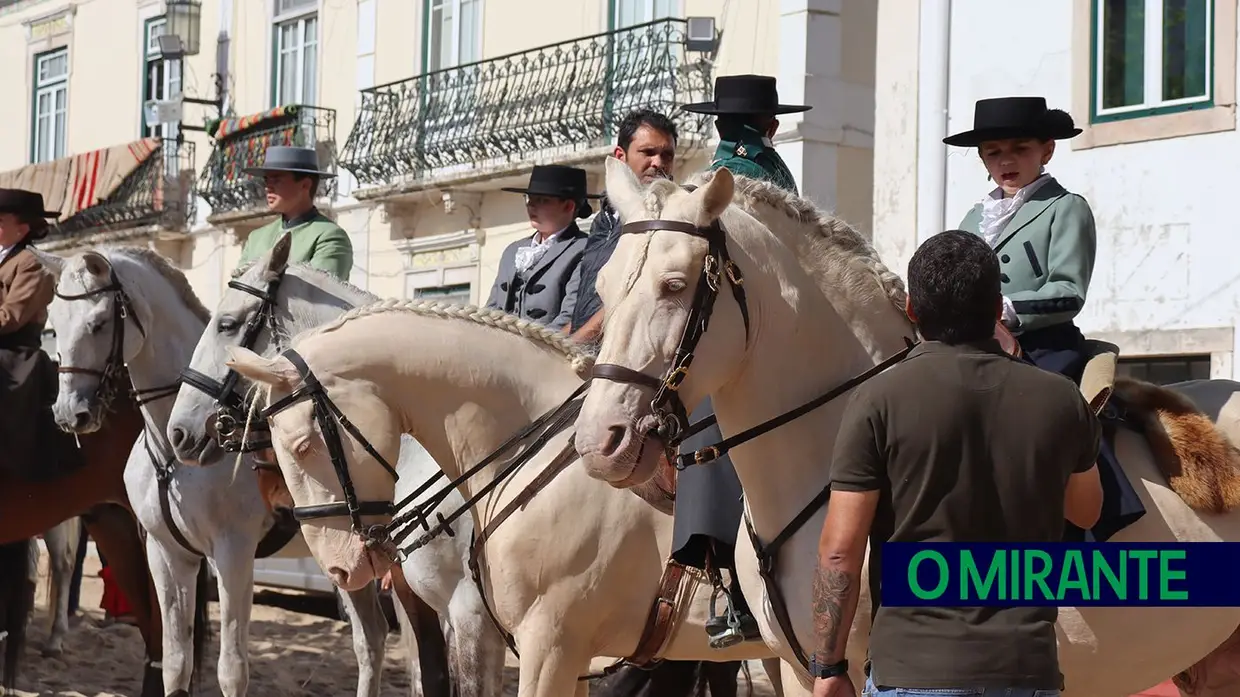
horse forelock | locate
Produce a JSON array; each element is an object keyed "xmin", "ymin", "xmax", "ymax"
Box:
[
  {"xmin": 61, "ymin": 246, "xmax": 211, "ymax": 323},
  {"xmin": 684, "ymin": 170, "xmax": 909, "ymax": 316}
]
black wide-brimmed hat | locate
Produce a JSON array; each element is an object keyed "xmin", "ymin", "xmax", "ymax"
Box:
[
  {"xmin": 501, "ymin": 165, "xmax": 602, "ymax": 219},
  {"xmin": 681, "ymin": 74, "xmax": 812, "ymax": 116},
  {"xmin": 0, "ymin": 188, "xmax": 60, "ymax": 218},
  {"xmin": 243, "ymin": 145, "xmax": 337, "ymax": 178},
  {"xmin": 943, "ymin": 96, "xmax": 1082, "ymax": 147}
]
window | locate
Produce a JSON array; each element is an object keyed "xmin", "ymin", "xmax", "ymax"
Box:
[
  {"xmin": 405, "ymin": 262, "xmax": 475, "ymax": 304},
  {"xmin": 614, "ymin": 0, "xmax": 676, "ymax": 28},
  {"xmin": 32, "ymin": 48, "xmax": 68, "ymax": 164},
  {"xmin": 1093, "ymin": 0, "xmax": 1213, "ymax": 122},
  {"xmin": 273, "ymin": 0, "xmax": 318, "ymax": 106},
  {"xmin": 413, "ymin": 282, "xmax": 472, "ymax": 305},
  {"xmin": 143, "ymin": 17, "xmax": 182, "ymax": 141},
  {"xmin": 426, "ymin": 0, "xmax": 480, "ymax": 71},
  {"xmin": 1117, "ymin": 355, "xmax": 1212, "ymax": 384}
]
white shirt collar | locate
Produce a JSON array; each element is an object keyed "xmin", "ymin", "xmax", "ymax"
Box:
[{"xmin": 978, "ymin": 172, "xmax": 1053, "ymax": 247}]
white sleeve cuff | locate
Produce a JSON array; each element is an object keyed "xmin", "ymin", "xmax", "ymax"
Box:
[{"xmin": 1001, "ymin": 295, "xmax": 1020, "ymax": 328}]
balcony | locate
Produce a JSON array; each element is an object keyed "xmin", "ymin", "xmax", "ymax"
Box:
[
  {"xmin": 197, "ymin": 104, "xmax": 337, "ymax": 220},
  {"xmin": 55, "ymin": 138, "xmax": 197, "ymax": 239},
  {"xmin": 339, "ymin": 18, "xmax": 714, "ymax": 189}
]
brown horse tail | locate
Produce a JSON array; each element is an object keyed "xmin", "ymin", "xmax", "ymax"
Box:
[
  {"xmin": 190, "ymin": 558, "xmax": 211, "ymax": 694},
  {"xmin": 0, "ymin": 539, "xmax": 35, "ymax": 692}
]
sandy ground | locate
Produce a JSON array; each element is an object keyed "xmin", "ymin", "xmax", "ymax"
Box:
[{"xmin": 9, "ymin": 543, "xmax": 777, "ymax": 696}]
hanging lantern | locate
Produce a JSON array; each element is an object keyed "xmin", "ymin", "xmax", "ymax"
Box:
[{"xmin": 164, "ymin": 0, "xmax": 202, "ymax": 57}]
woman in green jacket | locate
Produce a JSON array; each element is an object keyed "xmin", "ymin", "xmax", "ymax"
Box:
[{"xmin": 945, "ymin": 96, "xmax": 1143, "ymax": 542}]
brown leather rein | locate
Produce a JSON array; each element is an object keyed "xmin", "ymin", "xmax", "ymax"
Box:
[{"xmin": 587, "ymin": 208, "xmax": 918, "ymax": 670}]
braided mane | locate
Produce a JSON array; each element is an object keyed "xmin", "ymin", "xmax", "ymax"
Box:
[
  {"xmin": 685, "ymin": 170, "xmax": 909, "ymax": 314},
  {"xmin": 295, "ymin": 298, "xmax": 597, "ymax": 377}
]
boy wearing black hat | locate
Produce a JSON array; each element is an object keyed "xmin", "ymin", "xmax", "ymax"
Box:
[
  {"xmin": 944, "ymin": 96, "xmax": 1143, "ymax": 544},
  {"xmin": 683, "ymin": 74, "xmax": 810, "ymax": 195},
  {"xmin": 485, "ymin": 165, "xmax": 599, "ymax": 330},
  {"xmin": 236, "ymin": 145, "xmax": 354, "ymax": 282}
]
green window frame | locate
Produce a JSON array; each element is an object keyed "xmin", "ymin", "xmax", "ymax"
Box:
[
  {"xmin": 30, "ymin": 46, "xmax": 69, "ymax": 164},
  {"xmin": 1091, "ymin": 0, "xmax": 1214, "ymax": 123}
]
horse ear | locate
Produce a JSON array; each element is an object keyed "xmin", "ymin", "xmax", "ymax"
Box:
[
  {"xmin": 225, "ymin": 345, "xmax": 301, "ymax": 390},
  {"xmin": 81, "ymin": 251, "xmax": 110, "ymax": 277},
  {"xmin": 28, "ymin": 249, "xmax": 65, "ymax": 279},
  {"xmin": 604, "ymin": 156, "xmax": 645, "ymax": 223},
  {"xmin": 268, "ymin": 231, "xmax": 293, "ymax": 275},
  {"xmin": 694, "ymin": 167, "xmax": 734, "ymax": 225}
]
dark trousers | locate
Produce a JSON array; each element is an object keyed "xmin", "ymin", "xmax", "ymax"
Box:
[{"xmin": 1018, "ymin": 323, "xmax": 1146, "ymax": 542}]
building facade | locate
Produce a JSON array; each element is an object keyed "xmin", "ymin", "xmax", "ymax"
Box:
[
  {"xmin": 0, "ymin": 0, "xmax": 879, "ymax": 320},
  {"xmin": 874, "ymin": 0, "xmax": 1237, "ymax": 382}
]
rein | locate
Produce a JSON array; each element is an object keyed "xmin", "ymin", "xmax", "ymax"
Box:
[{"xmin": 588, "ymin": 201, "xmax": 919, "ymax": 670}]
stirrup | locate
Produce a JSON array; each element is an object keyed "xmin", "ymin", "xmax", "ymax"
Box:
[{"xmin": 706, "ymin": 586, "xmax": 745, "ymax": 649}]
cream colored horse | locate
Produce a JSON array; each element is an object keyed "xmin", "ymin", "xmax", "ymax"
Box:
[
  {"xmin": 222, "ymin": 300, "xmax": 780, "ymax": 697},
  {"xmin": 573, "ymin": 156, "xmax": 1240, "ymax": 697}
]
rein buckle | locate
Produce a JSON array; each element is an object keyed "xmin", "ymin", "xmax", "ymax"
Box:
[
  {"xmin": 724, "ymin": 260, "xmax": 744, "ymax": 286},
  {"xmin": 664, "ymin": 366, "xmax": 688, "ymax": 391},
  {"xmin": 703, "ymin": 255, "xmax": 721, "ymax": 292},
  {"xmin": 693, "ymin": 446, "xmax": 720, "ymax": 466}
]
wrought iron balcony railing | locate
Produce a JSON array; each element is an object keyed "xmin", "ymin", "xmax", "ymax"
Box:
[
  {"xmin": 198, "ymin": 104, "xmax": 337, "ymax": 217},
  {"xmin": 56, "ymin": 138, "xmax": 197, "ymax": 237},
  {"xmin": 339, "ymin": 18, "xmax": 714, "ymax": 186}
]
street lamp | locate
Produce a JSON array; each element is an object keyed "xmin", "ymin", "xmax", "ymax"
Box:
[{"xmin": 163, "ymin": 0, "xmax": 202, "ymax": 57}]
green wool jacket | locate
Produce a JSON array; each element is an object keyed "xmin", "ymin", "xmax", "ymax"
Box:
[
  {"xmin": 709, "ymin": 124, "xmax": 799, "ymax": 195},
  {"xmin": 959, "ymin": 177, "xmax": 1097, "ymax": 333},
  {"xmin": 237, "ymin": 210, "xmax": 354, "ymax": 282}
]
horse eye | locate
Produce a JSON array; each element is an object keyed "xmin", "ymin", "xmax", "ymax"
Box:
[
  {"xmin": 217, "ymin": 317, "xmax": 239, "ymax": 333},
  {"xmin": 662, "ymin": 278, "xmax": 687, "ymax": 294},
  {"xmin": 293, "ymin": 439, "xmax": 313, "ymax": 458}
]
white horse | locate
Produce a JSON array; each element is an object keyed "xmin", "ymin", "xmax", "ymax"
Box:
[
  {"xmin": 573, "ymin": 158, "xmax": 1240, "ymax": 697},
  {"xmin": 35, "ymin": 516, "xmax": 81, "ymax": 657},
  {"xmin": 34, "ymin": 246, "xmax": 390, "ymax": 697},
  {"xmin": 163, "ymin": 235, "xmax": 504, "ymax": 697},
  {"xmin": 220, "ymin": 293, "xmax": 784, "ymax": 697}
]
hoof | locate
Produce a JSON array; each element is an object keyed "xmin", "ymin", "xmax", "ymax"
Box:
[
  {"xmin": 41, "ymin": 645, "xmax": 64, "ymax": 658},
  {"xmin": 168, "ymin": 691, "xmax": 190, "ymax": 697}
]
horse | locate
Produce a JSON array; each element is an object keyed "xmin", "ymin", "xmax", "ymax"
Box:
[
  {"xmin": 36, "ymin": 515, "xmax": 82, "ymax": 657},
  {"xmin": 218, "ymin": 288, "xmax": 786, "ymax": 697},
  {"xmin": 0, "ymin": 374, "xmax": 163, "ymax": 697},
  {"xmin": 163, "ymin": 237, "xmax": 492, "ymax": 697},
  {"xmin": 571, "ymin": 157, "xmax": 1240, "ymax": 697},
  {"xmin": 34, "ymin": 246, "xmax": 390, "ymax": 697}
]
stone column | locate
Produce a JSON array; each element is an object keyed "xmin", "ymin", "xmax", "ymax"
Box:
[{"xmin": 774, "ymin": 0, "xmax": 876, "ymax": 236}]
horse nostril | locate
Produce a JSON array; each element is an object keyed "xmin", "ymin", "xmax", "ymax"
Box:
[
  {"xmin": 327, "ymin": 566, "xmax": 350, "ymax": 588},
  {"xmin": 169, "ymin": 427, "xmax": 187, "ymax": 449},
  {"xmin": 72, "ymin": 411, "xmax": 91, "ymax": 430},
  {"xmin": 601, "ymin": 425, "xmax": 629, "ymax": 457}
]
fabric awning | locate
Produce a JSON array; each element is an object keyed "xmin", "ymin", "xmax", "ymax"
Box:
[{"xmin": 0, "ymin": 138, "xmax": 160, "ymax": 221}]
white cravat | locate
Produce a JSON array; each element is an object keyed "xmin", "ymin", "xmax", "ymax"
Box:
[
  {"xmin": 514, "ymin": 226, "xmax": 568, "ymax": 274},
  {"xmin": 977, "ymin": 172, "xmax": 1052, "ymax": 331}
]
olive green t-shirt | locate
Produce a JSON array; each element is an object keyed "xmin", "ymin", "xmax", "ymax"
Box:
[{"xmin": 830, "ymin": 340, "xmax": 1100, "ymax": 690}]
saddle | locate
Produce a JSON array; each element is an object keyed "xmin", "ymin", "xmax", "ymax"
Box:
[{"xmin": 1080, "ymin": 339, "xmax": 1120, "ymax": 415}]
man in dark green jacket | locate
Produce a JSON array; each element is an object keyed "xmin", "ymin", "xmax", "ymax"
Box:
[
  {"xmin": 684, "ymin": 74, "xmax": 809, "ymax": 195},
  {"xmin": 676, "ymin": 74, "xmax": 812, "ymax": 648},
  {"xmin": 237, "ymin": 146, "xmax": 353, "ymax": 281}
]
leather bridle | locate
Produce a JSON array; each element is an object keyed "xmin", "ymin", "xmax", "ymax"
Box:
[
  {"xmin": 178, "ymin": 274, "xmax": 284, "ymax": 458},
  {"xmin": 590, "ymin": 217, "xmax": 750, "ymax": 455}
]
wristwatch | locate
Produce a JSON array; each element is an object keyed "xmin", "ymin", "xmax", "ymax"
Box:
[{"xmin": 809, "ymin": 657, "xmax": 849, "ymax": 679}]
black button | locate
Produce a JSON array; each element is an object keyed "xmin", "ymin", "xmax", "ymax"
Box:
[
  {"xmin": 1000, "ymin": 254, "xmax": 1010, "ymax": 263},
  {"xmin": 1000, "ymin": 273, "xmax": 1010, "ymax": 284}
]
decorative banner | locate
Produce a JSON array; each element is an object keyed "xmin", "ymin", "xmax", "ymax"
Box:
[{"xmin": 880, "ymin": 543, "xmax": 1240, "ymax": 607}]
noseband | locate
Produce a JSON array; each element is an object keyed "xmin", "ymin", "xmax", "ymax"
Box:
[
  {"xmin": 590, "ymin": 216, "xmax": 750, "ymax": 452},
  {"xmin": 178, "ymin": 274, "xmax": 284, "ymax": 455},
  {"xmin": 259, "ymin": 348, "xmax": 399, "ymax": 553}
]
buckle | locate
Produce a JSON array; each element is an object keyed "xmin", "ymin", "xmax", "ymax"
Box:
[
  {"xmin": 724, "ymin": 260, "xmax": 744, "ymax": 286},
  {"xmin": 703, "ymin": 255, "xmax": 721, "ymax": 291},
  {"xmin": 694, "ymin": 446, "xmax": 720, "ymax": 465},
  {"xmin": 664, "ymin": 366, "xmax": 688, "ymax": 391}
]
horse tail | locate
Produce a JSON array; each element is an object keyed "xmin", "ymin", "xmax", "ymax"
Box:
[
  {"xmin": 0, "ymin": 539, "xmax": 35, "ymax": 692},
  {"xmin": 190, "ymin": 558, "xmax": 211, "ymax": 694}
]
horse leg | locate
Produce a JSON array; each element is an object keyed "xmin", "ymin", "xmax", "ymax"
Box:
[
  {"xmin": 778, "ymin": 659, "xmax": 812, "ymax": 697},
  {"xmin": 389, "ymin": 584, "xmax": 424, "ymax": 697},
  {"xmin": 144, "ymin": 533, "xmax": 200, "ymax": 696},
  {"xmin": 513, "ymin": 625, "xmax": 592, "ymax": 697},
  {"xmin": 390, "ymin": 565, "xmax": 452, "ymax": 697},
  {"xmin": 445, "ymin": 576, "xmax": 506, "ymax": 697},
  {"xmin": 338, "ymin": 582, "xmax": 389, "ymax": 697},
  {"xmin": 760, "ymin": 658, "xmax": 784, "ymax": 697},
  {"xmin": 702, "ymin": 661, "xmax": 741, "ymax": 697},
  {"xmin": 42, "ymin": 517, "xmax": 80, "ymax": 657},
  {"xmin": 211, "ymin": 537, "xmax": 262, "ymax": 697},
  {"xmin": 82, "ymin": 503, "xmax": 164, "ymax": 697}
]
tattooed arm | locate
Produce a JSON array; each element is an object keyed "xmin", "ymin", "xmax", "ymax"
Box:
[{"xmin": 812, "ymin": 488, "xmax": 879, "ymax": 664}]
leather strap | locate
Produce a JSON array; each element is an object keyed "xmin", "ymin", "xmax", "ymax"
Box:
[{"xmin": 626, "ymin": 560, "xmax": 688, "ymax": 666}]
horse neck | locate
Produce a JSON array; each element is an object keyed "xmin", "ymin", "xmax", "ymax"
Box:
[
  {"xmin": 350, "ymin": 313, "xmax": 585, "ymax": 505},
  {"xmin": 277, "ymin": 268, "xmax": 379, "ymax": 350},
  {"xmin": 712, "ymin": 224, "xmax": 889, "ymax": 543},
  {"xmin": 116, "ymin": 259, "xmax": 206, "ymax": 441}
]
